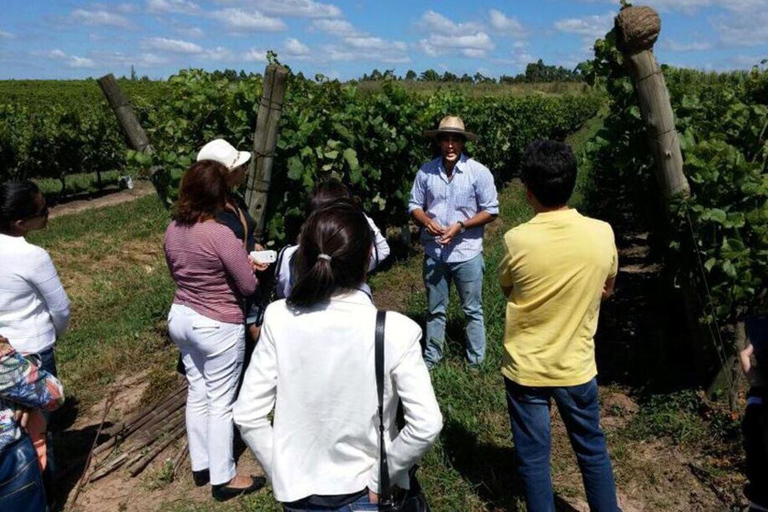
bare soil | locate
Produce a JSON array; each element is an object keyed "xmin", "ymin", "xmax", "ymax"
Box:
[{"xmin": 49, "ymin": 182, "xmax": 155, "ymax": 219}]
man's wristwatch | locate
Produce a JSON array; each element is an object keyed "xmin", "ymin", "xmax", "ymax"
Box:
[{"xmin": 457, "ymin": 221, "xmax": 466, "ymax": 233}]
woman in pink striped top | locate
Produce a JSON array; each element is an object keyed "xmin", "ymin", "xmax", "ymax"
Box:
[{"xmin": 164, "ymin": 160, "xmax": 265, "ymax": 501}]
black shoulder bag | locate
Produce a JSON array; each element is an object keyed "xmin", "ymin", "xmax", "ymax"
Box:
[{"xmin": 375, "ymin": 310, "xmax": 429, "ymax": 512}]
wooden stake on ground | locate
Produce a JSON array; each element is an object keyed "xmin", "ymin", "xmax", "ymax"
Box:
[
  {"xmin": 245, "ymin": 64, "xmax": 289, "ymax": 237},
  {"xmin": 614, "ymin": 6, "xmax": 690, "ymax": 202},
  {"xmin": 68, "ymin": 390, "xmax": 116, "ymax": 510}
]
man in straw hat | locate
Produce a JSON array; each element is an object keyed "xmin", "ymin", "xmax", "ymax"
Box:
[{"xmin": 408, "ymin": 116, "xmax": 499, "ymax": 370}]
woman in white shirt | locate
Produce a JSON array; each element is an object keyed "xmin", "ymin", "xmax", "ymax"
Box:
[
  {"xmin": 234, "ymin": 201, "xmax": 442, "ymax": 511},
  {"xmin": 0, "ymin": 181, "xmax": 70, "ymax": 375},
  {"xmin": 275, "ymin": 179, "xmax": 390, "ymax": 299}
]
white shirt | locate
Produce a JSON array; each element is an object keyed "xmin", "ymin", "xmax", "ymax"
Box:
[
  {"xmin": 275, "ymin": 214, "xmax": 389, "ymax": 299},
  {"xmin": 233, "ymin": 290, "xmax": 442, "ymax": 502},
  {"xmin": 0, "ymin": 234, "xmax": 70, "ymax": 354}
]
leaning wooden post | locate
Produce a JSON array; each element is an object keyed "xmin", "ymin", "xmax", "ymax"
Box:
[
  {"xmin": 98, "ymin": 74, "xmax": 154, "ymax": 156},
  {"xmin": 245, "ymin": 64, "xmax": 289, "ymax": 237},
  {"xmin": 615, "ymin": 5, "xmax": 690, "ymax": 203}
]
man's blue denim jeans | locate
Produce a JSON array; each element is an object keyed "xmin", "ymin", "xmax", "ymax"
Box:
[
  {"xmin": 505, "ymin": 377, "xmax": 620, "ymax": 512},
  {"xmin": 423, "ymin": 253, "xmax": 486, "ymax": 367},
  {"xmin": 283, "ymin": 492, "xmax": 378, "ymax": 511},
  {"xmin": 0, "ymin": 435, "xmax": 47, "ymax": 512}
]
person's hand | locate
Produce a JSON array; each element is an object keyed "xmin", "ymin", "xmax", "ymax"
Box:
[
  {"xmin": 368, "ymin": 489, "xmax": 379, "ymax": 504},
  {"xmin": 741, "ymin": 344, "xmax": 765, "ymax": 387},
  {"xmin": 253, "ymin": 243, "xmax": 265, "ymax": 252},
  {"xmin": 14, "ymin": 408, "xmax": 29, "ymax": 430},
  {"xmin": 249, "ymin": 258, "xmax": 270, "ymax": 273},
  {"xmin": 424, "ymin": 219, "xmax": 446, "ymax": 237},
  {"xmin": 438, "ymin": 223, "xmax": 462, "ymax": 245}
]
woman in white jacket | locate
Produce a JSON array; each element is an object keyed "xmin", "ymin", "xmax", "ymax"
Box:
[{"xmin": 234, "ymin": 200, "xmax": 442, "ymax": 511}]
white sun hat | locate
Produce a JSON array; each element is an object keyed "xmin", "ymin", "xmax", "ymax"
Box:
[{"xmin": 196, "ymin": 139, "xmax": 251, "ymax": 171}]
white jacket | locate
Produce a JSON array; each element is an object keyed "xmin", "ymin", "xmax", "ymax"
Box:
[
  {"xmin": 233, "ymin": 289, "xmax": 442, "ymax": 503},
  {"xmin": 0, "ymin": 234, "xmax": 70, "ymax": 354}
]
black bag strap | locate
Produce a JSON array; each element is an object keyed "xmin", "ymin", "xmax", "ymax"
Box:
[{"xmin": 375, "ymin": 310, "xmax": 393, "ymax": 507}]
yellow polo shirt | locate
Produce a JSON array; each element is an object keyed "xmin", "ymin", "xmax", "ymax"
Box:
[{"xmin": 497, "ymin": 209, "xmax": 618, "ymax": 387}]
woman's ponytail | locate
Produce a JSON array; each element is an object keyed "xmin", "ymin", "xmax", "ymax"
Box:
[{"xmin": 288, "ymin": 201, "xmax": 372, "ymax": 307}]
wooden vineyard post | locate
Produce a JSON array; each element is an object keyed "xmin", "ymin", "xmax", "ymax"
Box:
[
  {"xmin": 615, "ymin": 6, "xmax": 690, "ymax": 203},
  {"xmin": 97, "ymin": 73, "xmax": 161, "ymax": 187},
  {"xmin": 245, "ymin": 64, "xmax": 289, "ymax": 237},
  {"xmin": 98, "ymin": 74, "xmax": 153, "ymax": 155}
]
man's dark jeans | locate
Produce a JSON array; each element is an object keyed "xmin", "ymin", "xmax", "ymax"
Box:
[{"xmin": 505, "ymin": 377, "xmax": 620, "ymax": 512}]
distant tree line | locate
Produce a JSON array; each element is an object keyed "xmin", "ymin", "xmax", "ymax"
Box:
[
  {"xmin": 120, "ymin": 59, "xmax": 589, "ymax": 85},
  {"xmin": 359, "ymin": 60, "xmax": 590, "ymax": 84}
]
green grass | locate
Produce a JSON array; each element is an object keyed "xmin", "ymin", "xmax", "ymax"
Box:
[{"xmin": 28, "ymin": 194, "xmax": 177, "ymax": 409}]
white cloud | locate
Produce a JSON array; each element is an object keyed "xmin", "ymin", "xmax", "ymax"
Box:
[
  {"xmin": 417, "ymin": 10, "xmax": 496, "ymax": 58},
  {"xmin": 96, "ymin": 51, "xmax": 170, "ymax": 67},
  {"xmin": 209, "ymin": 8, "xmax": 287, "ymax": 32},
  {"xmin": 489, "ymin": 9, "xmax": 527, "ymax": 38},
  {"xmin": 175, "ymin": 25, "xmax": 205, "ymax": 38},
  {"xmin": 0, "ymin": 30, "xmax": 12, "ymax": 39},
  {"xmin": 201, "ymin": 46, "xmax": 236, "ymax": 61},
  {"xmin": 419, "ymin": 32, "xmax": 495, "ymax": 58},
  {"xmin": 147, "ymin": 0, "xmax": 200, "ymax": 14},
  {"xmin": 345, "ymin": 36, "xmax": 407, "ymax": 52},
  {"xmin": 419, "ymin": 10, "xmax": 482, "ymax": 35},
  {"xmin": 554, "ymin": 13, "xmax": 614, "ymax": 42},
  {"xmin": 660, "ymin": 39, "xmax": 713, "ymax": 51},
  {"xmin": 311, "ymin": 18, "xmax": 359, "ymax": 37},
  {"xmin": 243, "ymin": 0, "xmax": 341, "ymax": 18},
  {"xmin": 142, "ymin": 37, "xmax": 203, "ymax": 53},
  {"xmin": 71, "ymin": 9, "xmax": 133, "ymax": 28},
  {"xmin": 578, "ymin": 0, "xmax": 768, "ymax": 13},
  {"xmin": 47, "ymin": 49, "xmax": 96, "ymax": 68},
  {"xmin": 284, "ymin": 37, "xmax": 311, "ymax": 57},
  {"xmin": 243, "ymin": 48, "xmax": 268, "ymax": 62},
  {"xmin": 117, "ymin": 3, "xmax": 139, "ymax": 13},
  {"xmin": 715, "ymin": 11, "xmax": 768, "ymax": 45}
]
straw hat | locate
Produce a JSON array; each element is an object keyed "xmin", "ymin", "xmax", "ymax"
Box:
[
  {"xmin": 424, "ymin": 116, "xmax": 478, "ymax": 142},
  {"xmin": 196, "ymin": 139, "xmax": 251, "ymax": 171}
]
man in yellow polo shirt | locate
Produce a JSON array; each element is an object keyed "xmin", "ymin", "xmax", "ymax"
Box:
[{"xmin": 498, "ymin": 140, "xmax": 620, "ymax": 512}]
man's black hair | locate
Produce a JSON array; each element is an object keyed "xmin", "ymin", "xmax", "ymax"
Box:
[{"xmin": 520, "ymin": 140, "xmax": 577, "ymax": 208}]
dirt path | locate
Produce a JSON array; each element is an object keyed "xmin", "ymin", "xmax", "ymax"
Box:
[{"xmin": 49, "ymin": 182, "xmax": 156, "ymax": 219}]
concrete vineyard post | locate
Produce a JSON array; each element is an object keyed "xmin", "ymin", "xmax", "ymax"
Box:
[
  {"xmin": 615, "ymin": 6, "xmax": 690, "ymax": 203},
  {"xmin": 245, "ymin": 64, "xmax": 289, "ymax": 237}
]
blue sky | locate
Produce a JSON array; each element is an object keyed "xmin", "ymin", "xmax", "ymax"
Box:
[{"xmin": 1, "ymin": 0, "xmax": 767, "ymax": 80}]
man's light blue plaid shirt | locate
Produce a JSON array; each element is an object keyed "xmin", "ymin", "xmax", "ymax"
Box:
[{"xmin": 408, "ymin": 154, "xmax": 499, "ymax": 263}]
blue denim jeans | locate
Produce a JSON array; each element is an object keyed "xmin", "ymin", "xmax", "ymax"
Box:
[
  {"xmin": 423, "ymin": 253, "xmax": 486, "ymax": 367},
  {"xmin": 283, "ymin": 493, "xmax": 378, "ymax": 511},
  {"xmin": 505, "ymin": 377, "xmax": 620, "ymax": 512},
  {"xmin": 0, "ymin": 435, "xmax": 47, "ymax": 512}
]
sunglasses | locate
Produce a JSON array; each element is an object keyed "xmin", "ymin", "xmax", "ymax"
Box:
[{"xmin": 24, "ymin": 206, "xmax": 49, "ymax": 219}]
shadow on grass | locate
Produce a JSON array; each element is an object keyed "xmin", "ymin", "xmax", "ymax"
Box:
[{"xmin": 441, "ymin": 420, "xmax": 583, "ymax": 512}]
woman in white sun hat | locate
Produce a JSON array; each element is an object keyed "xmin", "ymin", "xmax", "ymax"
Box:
[{"xmin": 197, "ymin": 139, "xmax": 271, "ymax": 342}]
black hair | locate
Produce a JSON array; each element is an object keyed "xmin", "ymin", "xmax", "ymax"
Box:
[
  {"xmin": 520, "ymin": 140, "xmax": 577, "ymax": 208},
  {"xmin": 0, "ymin": 181, "xmax": 42, "ymax": 232},
  {"xmin": 309, "ymin": 178, "xmax": 351, "ymax": 213},
  {"xmin": 287, "ymin": 201, "xmax": 373, "ymax": 307}
]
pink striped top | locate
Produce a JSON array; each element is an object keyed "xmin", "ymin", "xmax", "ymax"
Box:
[{"xmin": 164, "ymin": 220, "xmax": 258, "ymax": 324}]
